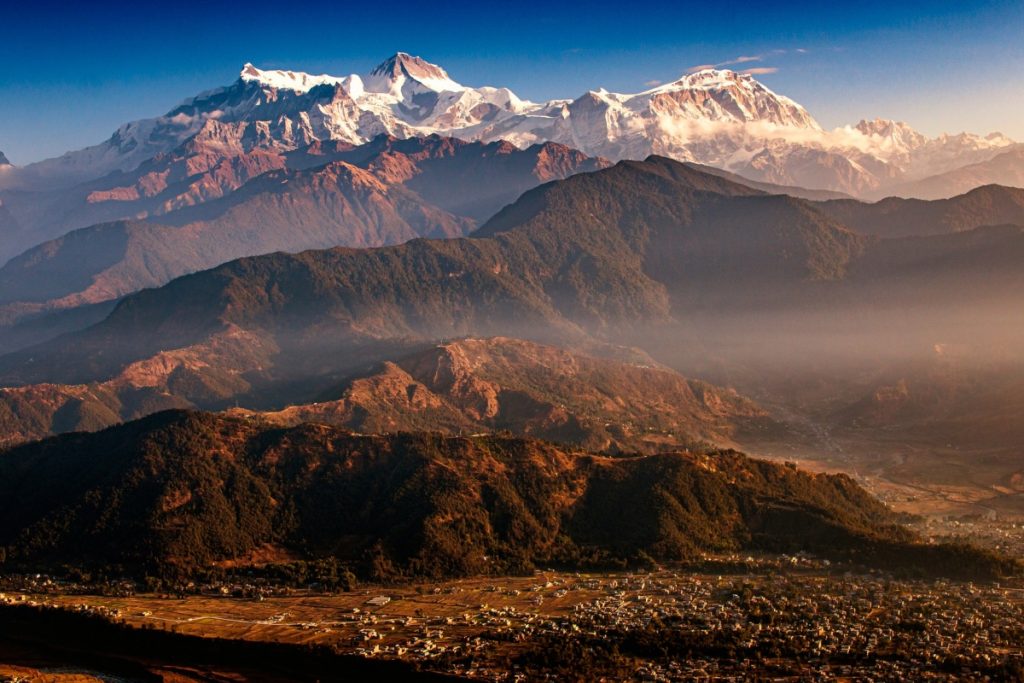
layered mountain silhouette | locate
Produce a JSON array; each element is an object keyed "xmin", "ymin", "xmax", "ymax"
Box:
[
  {"xmin": 6, "ymin": 136, "xmax": 1023, "ymax": 359},
  {"xmin": 886, "ymin": 146, "xmax": 1024, "ymax": 200},
  {"xmin": 0, "ymin": 135, "xmax": 608, "ymax": 351},
  {"xmin": 816, "ymin": 184, "xmax": 1024, "ymax": 238},
  {"xmin": 2, "ymin": 157, "xmax": 1023, "ymax": 490},
  {"xmin": 0, "ymin": 135, "xmax": 607, "ymax": 307},
  {"xmin": 0, "ymin": 336, "xmax": 777, "ymax": 451},
  {"xmin": 4, "ymin": 157, "xmax": 1023, "ymax": 391},
  {"xmin": 0, "ymin": 157, "xmax": 854, "ymax": 386},
  {"xmin": 226, "ymin": 336, "xmax": 780, "ymax": 454}
]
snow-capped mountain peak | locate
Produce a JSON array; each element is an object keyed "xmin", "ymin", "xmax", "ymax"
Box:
[
  {"xmin": 667, "ymin": 68, "xmax": 751, "ymax": 90},
  {"xmin": 238, "ymin": 63, "xmax": 346, "ymax": 92},
  {"xmin": 364, "ymin": 52, "xmax": 464, "ymax": 95},
  {"xmin": 855, "ymin": 118, "xmax": 925, "ymax": 146},
  {"xmin": 2, "ymin": 53, "xmax": 1015, "ymax": 197},
  {"xmin": 615, "ymin": 67, "xmax": 822, "ymax": 131}
]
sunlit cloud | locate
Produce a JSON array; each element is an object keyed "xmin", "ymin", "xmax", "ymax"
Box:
[
  {"xmin": 741, "ymin": 67, "xmax": 779, "ymax": 75},
  {"xmin": 687, "ymin": 48, "xmax": 806, "ymax": 74},
  {"xmin": 644, "ymin": 79, "xmax": 663, "ymax": 87},
  {"xmin": 728, "ymin": 55, "xmax": 764, "ymax": 65}
]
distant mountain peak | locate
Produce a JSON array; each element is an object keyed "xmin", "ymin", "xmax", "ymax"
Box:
[
  {"xmin": 637, "ymin": 67, "xmax": 821, "ymax": 130},
  {"xmin": 674, "ymin": 68, "xmax": 751, "ymax": 87},
  {"xmin": 365, "ymin": 52, "xmax": 464, "ymax": 94},
  {"xmin": 855, "ymin": 118, "xmax": 921, "ymax": 139},
  {"xmin": 0, "ymin": 151, "xmax": 9, "ymax": 166},
  {"xmin": 650, "ymin": 68, "xmax": 778, "ymax": 96}
]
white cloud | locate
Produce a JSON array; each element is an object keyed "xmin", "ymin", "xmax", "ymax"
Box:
[
  {"xmin": 741, "ymin": 67, "xmax": 779, "ymax": 75},
  {"xmin": 728, "ymin": 55, "xmax": 764, "ymax": 65},
  {"xmin": 644, "ymin": 79, "xmax": 663, "ymax": 87},
  {"xmin": 687, "ymin": 48, "xmax": 807, "ymax": 74}
]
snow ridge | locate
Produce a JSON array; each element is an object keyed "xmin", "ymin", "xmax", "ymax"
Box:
[{"xmin": 2, "ymin": 54, "xmax": 1015, "ymax": 197}]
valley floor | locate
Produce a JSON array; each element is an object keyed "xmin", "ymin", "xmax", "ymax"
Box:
[
  {"xmin": 2, "ymin": 558, "xmax": 1022, "ymax": 682},
  {"xmin": 745, "ymin": 428, "xmax": 1024, "ymax": 523}
]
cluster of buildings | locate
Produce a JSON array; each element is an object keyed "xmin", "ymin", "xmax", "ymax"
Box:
[
  {"xmin": 918, "ymin": 515, "xmax": 1024, "ymax": 558},
  {"xmin": 301, "ymin": 568, "xmax": 1024, "ymax": 680},
  {"xmin": 1, "ymin": 554, "xmax": 1021, "ymax": 680}
]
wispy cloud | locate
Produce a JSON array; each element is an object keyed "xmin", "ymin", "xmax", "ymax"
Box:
[
  {"xmin": 644, "ymin": 79, "xmax": 663, "ymax": 87},
  {"xmin": 725, "ymin": 55, "xmax": 765, "ymax": 65},
  {"xmin": 686, "ymin": 48, "xmax": 807, "ymax": 75},
  {"xmin": 740, "ymin": 67, "xmax": 779, "ymax": 75}
]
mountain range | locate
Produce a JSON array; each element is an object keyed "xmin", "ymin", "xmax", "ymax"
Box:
[
  {"xmin": 226, "ymin": 336, "xmax": 781, "ymax": 454},
  {"xmin": 3, "ymin": 155, "xmax": 1023, "ymax": 475},
  {"xmin": 1, "ymin": 53, "xmax": 1023, "ymax": 542},
  {"xmin": 2, "ymin": 53, "xmax": 1022, "ymax": 358},
  {"xmin": 0, "ymin": 135, "xmax": 608, "ymax": 350},
  {"xmin": 0, "ymin": 157, "xmax": 849, "ymax": 388},
  {"xmin": 0, "ymin": 53, "xmax": 1018, "ymax": 207},
  {"xmin": 5, "ymin": 141, "xmax": 1023, "ymax": 359},
  {"xmin": 0, "ymin": 335, "xmax": 781, "ymax": 452},
  {"xmin": 4, "ymin": 37, "xmax": 1024, "ymax": 650}
]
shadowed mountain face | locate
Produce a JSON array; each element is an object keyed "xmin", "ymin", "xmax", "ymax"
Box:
[
  {"xmin": 0, "ymin": 172, "xmax": 471, "ymax": 310},
  {"xmin": 0, "ymin": 410, "xmax": 1010, "ymax": 581},
  {"xmin": 815, "ymin": 184, "xmax": 1024, "ymax": 238},
  {"xmin": 2, "ymin": 157, "xmax": 1024, "ymax": 498},
  {"xmin": 7, "ymin": 141, "xmax": 1023, "ymax": 358},
  {"xmin": 0, "ymin": 136, "xmax": 608, "ymax": 343},
  {"xmin": 0, "ymin": 133, "xmax": 610, "ymax": 263},
  {"xmin": 0, "ymin": 157, "xmax": 862, "ymax": 388}
]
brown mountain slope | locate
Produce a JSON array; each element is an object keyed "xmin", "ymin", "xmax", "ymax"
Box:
[
  {"xmin": 0, "ymin": 166, "xmax": 471, "ymax": 309},
  {"xmin": 815, "ymin": 184, "xmax": 1024, "ymax": 238},
  {"xmin": 476, "ymin": 156, "xmax": 868, "ymax": 307},
  {"xmin": 0, "ymin": 156, "xmax": 867, "ymax": 393},
  {"xmin": 0, "ymin": 135, "xmax": 607, "ymax": 351},
  {"xmin": 0, "ymin": 323, "xmax": 275, "ymax": 447},
  {"xmin": 318, "ymin": 134, "xmax": 611, "ymax": 221},
  {"xmin": 1, "ymin": 410, "xmax": 1010, "ymax": 580},
  {"xmin": 3, "ymin": 159, "xmax": 1024, "ymax": 481},
  {"xmin": 228, "ymin": 337, "xmax": 777, "ymax": 454},
  {"xmin": 0, "ymin": 132, "xmax": 608, "ymax": 263},
  {"xmin": 0, "ymin": 121, "xmax": 298, "ymax": 262}
]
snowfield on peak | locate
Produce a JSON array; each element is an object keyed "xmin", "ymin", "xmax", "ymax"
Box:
[
  {"xmin": 239, "ymin": 63, "xmax": 348, "ymax": 92},
  {"xmin": 0, "ymin": 53, "xmax": 1016, "ymax": 198}
]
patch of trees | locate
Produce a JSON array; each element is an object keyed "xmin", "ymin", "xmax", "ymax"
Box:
[{"xmin": 0, "ymin": 411, "xmax": 1017, "ymax": 583}]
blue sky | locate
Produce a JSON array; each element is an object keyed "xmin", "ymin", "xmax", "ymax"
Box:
[{"xmin": 1, "ymin": 0, "xmax": 1022, "ymax": 164}]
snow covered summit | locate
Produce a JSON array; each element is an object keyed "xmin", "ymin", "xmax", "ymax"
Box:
[{"xmin": 2, "ymin": 53, "xmax": 1015, "ymax": 196}]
